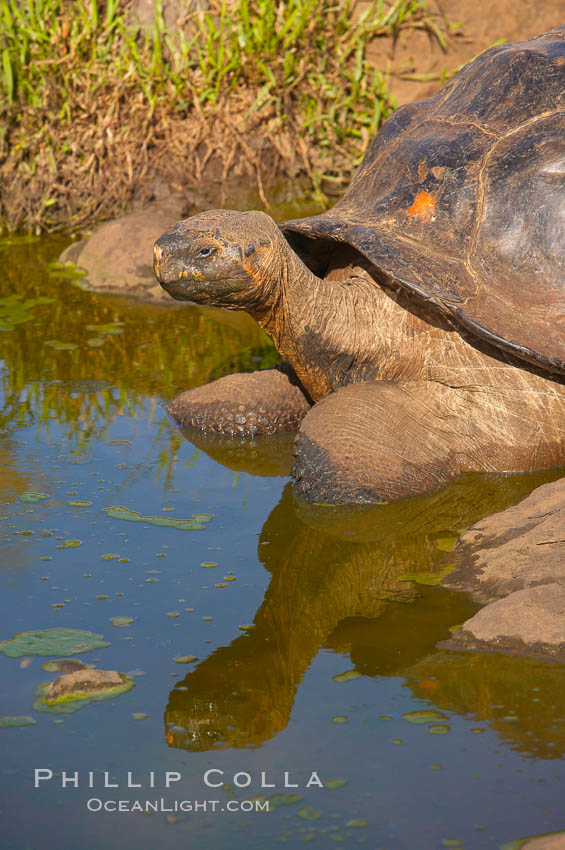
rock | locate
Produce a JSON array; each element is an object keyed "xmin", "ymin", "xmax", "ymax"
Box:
[
  {"xmin": 59, "ymin": 206, "xmax": 183, "ymax": 303},
  {"xmin": 442, "ymin": 477, "xmax": 565, "ymax": 603},
  {"xmin": 47, "ymin": 668, "xmax": 124, "ymax": 701},
  {"xmin": 444, "ymin": 584, "xmax": 565, "ymax": 660},
  {"xmin": 502, "ymin": 831, "xmax": 565, "ymax": 849}
]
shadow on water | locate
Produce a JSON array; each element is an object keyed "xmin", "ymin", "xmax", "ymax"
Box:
[{"xmin": 165, "ymin": 429, "xmax": 565, "ymax": 757}]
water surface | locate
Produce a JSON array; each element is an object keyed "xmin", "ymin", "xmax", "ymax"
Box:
[{"xmin": 1, "ymin": 235, "xmax": 564, "ymax": 850}]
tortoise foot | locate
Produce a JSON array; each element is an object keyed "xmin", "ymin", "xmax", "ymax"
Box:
[
  {"xmin": 167, "ymin": 365, "xmax": 312, "ymax": 437},
  {"xmin": 292, "ymin": 380, "xmax": 565, "ymax": 504}
]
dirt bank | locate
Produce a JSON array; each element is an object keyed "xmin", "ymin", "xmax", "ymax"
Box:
[{"xmin": 1, "ymin": 0, "xmax": 563, "ymax": 233}]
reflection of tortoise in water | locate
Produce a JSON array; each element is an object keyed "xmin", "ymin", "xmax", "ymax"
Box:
[{"xmin": 154, "ymin": 27, "xmax": 565, "ymax": 504}]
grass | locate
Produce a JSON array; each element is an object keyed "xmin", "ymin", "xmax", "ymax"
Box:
[{"xmin": 0, "ymin": 0, "xmax": 448, "ymax": 232}]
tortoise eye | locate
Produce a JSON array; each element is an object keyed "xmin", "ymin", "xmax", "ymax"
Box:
[{"xmin": 195, "ymin": 246, "xmax": 216, "ymax": 259}]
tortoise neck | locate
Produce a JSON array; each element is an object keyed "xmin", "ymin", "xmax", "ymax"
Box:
[{"xmin": 251, "ymin": 235, "xmax": 325, "ymax": 393}]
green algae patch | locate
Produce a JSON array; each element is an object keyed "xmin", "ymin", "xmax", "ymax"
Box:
[
  {"xmin": 332, "ymin": 670, "xmax": 361, "ymax": 683},
  {"xmin": 268, "ymin": 794, "xmax": 303, "ymax": 810},
  {"xmin": 110, "ymin": 617, "xmax": 133, "ymax": 628},
  {"xmin": 325, "ymin": 779, "xmax": 347, "ymax": 790},
  {"xmin": 86, "ymin": 322, "xmax": 124, "ymax": 336},
  {"xmin": 0, "ymin": 715, "xmax": 37, "ymax": 728},
  {"xmin": 44, "ymin": 340, "xmax": 78, "ymax": 351},
  {"xmin": 104, "ymin": 505, "xmax": 213, "ymax": 531},
  {"xmin": 42, "ymin": 659, "xmax": 90, "ymax": 673},
  {"xmin": 56, "ymin": 539, "xmax": 82, "ymax": 549},
  {"xmin": 0, "ymin": 295, "xmax": 53, "ymax": 331},
  {"xmin": 19, "ymin": 492, "xmax": 50, "ymax": 503},
  {"xmin": 33, "ymin": 673, "xmax": 134, "ymax": 714},
  {"xmin": 297, "ymin": 808, "xmax": 321, "ymax": 821},
  {"xmin": 48, "ymin": 261, "xmax": 86, "ymax": 280},
  {"xmin": 173, "ymin": 656, "xmax": 198, "ymax": 664},
  {"xmin": 402, "ymin": 710, "xmax": 447, "ymax": 725},
  {"xmin": 67, "ymin": 500, "xmax": 92, "ymax": 507},
  {"xmin": 0, "ymin": 628, "xmax": 109, "ymax": 658},
  {"xmin": 396, "ymin": 565, "xmax": 454, "ymax": 586},
  {"xmin": 436, "ymin": 537, "xmax": 458, "ymax": 553},
  {"xmin": 428, "ymin": 724, "xmax": 451, "ymax": 735}
]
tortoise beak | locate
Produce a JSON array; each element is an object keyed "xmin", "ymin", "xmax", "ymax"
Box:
[{"xmin": 153, "ymin": 236, "xmax": 181, "ymax": 285}]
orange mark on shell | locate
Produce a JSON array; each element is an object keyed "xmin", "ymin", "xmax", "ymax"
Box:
[{"xmin": 407, "ymin": 191, "xmax": 436, "ymax": 221}]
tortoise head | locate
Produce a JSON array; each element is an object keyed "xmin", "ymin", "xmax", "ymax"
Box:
[{"xmin": 153, "ymin": 209, "xmax": 284, "ymax": 311}]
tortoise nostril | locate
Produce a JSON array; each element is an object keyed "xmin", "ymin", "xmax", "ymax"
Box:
[{"xmin": 154, "ymin": 244, "xmax": 165, "ymax": 263}]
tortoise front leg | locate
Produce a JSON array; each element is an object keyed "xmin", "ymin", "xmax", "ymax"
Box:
[
  {"xmin": 167, "ymin": 364, "xmax": 312, "ymax": 436},
  {"xmin": 291, "ymin": 379, "xmax": 565, "ymax": 503}
]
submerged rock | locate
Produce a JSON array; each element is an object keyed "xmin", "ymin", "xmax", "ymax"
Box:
[
  {"xmin": 34, "ymin": 668, "xmax": 134, "ymax": 713},
  {"xmin": 59, "ymin": 206, "xmax": 183, "ymax": 303},
  {"xmin": 501, "ymin": 830, "xmax": 565, "ymax": 849},
  {"xmin": 47, "ymin": 668, "xmax": 124, "ymax": 701},
  {"xmin": 444, "ymin": 584, "xmax": 565, "ymax": 661},
  {"xmin": 42, "ymin": 659, "xmax": 90, "ymax": 674},
  {"xmin": 442, "ymin": 477, "xmax": 565, "ymax": 603}
]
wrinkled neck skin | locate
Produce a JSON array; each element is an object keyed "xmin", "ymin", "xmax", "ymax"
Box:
[
  {"xmin": 244, "ymin": 234, "xmax": 433, "ymax": 401},
  {"xmin": 246, "ymin": 233, "xmax": 328, "ymax": 399},
  {"xmin": 247, "ymin": 235, "xmax": 563, "ymax": 404}
]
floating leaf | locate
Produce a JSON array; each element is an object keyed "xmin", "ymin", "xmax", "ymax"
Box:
[
  {"xmin": 86, "ymin": 322, "xmax": 124, "ymax": 336},
  {"xmin": 297, "ymin": 808, "xmax": 321, "ymax": 821},
  {"xmin": 436, "ymin": 537, "xmax": 458, "ymax": 553},
  {"xmin": 44, "ymin": 340, "xmax": 78, "ymax": 351},
  {"xmin": 397, "ymin": 565, "xmax": 454, "ymax": 586},
  {"xmin": 402, "ymin": 710, "xmax": 447, "ymax": 725},
  {"xmin": 268, "ymin": 794, "xmax": 303, "ymax": 809},
  {"xmin": 428, "ymin": 724, "xmax": 451, "ymax": 735},
  {"xmin": 19, "ymin": 492, "xmax": 50, "ymax": 503},
  {"xmin": 42, "ymin": 659, "xmax": 90, "ymax": 673},
  {"xmin": 67, "ymin": 500, "xmax": 92, "ymax": 507},
  {"xmin": 0, "ymin": 295, "xmax": 54, "ymax": 331},
  {"xmin": 110, "ymin": 617, "xmax": 133, "ymax": 627},
  {"xmin": 0, "ymin": 715, "xmax": 37, "ymax": 728},
  {"xmin": 325, "ymin": 779, "xmax": 347, "ymax": 790},
  {"xmin": 173, "ymin": 656, "xmax": 198, "ymax": 664},
  {"xmin": 48, "ymin": 261, "xmax": 85, "ymax": 280},
  {"xmin": 332, "ymin": 670, "xmax": 361, "ymax": 683},
  {"xmin": 104, "ymin": 505, "xmax": 212, "ymax": 531},
  {"xmin": 56, "ymin": 539, "xmax": 82, "ymax": 549},
  {"xmin": 0, "ymin": 628, "xmax": 109, "ymax": 658},
  {"xmin": 331, "ymin": 716, "xmax": 348, "ymax": 724}
]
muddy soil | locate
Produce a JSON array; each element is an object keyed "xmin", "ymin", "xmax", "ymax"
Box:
[{"xmin": 371, "ymin": 0, "xmax": 565, "ymax": 107}]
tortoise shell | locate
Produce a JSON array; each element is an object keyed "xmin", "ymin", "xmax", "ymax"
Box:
[{"xmin": 282, "ymin": 27, "xmax": 565, "ymax": 375}]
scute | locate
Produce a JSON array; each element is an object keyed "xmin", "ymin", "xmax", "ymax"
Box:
[{"xmin": 282, "ymin": 27, "xmax": 565, "ymax": 375}]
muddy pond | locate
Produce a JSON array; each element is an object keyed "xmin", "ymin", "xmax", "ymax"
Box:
[{"xmin": 1, "ymin": 233, "xmax": 564, "ymax": 850}]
